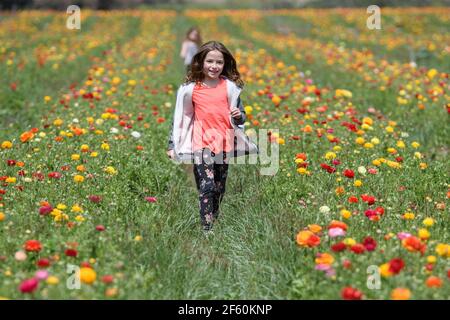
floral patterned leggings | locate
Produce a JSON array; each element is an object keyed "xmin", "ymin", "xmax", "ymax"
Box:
[{"xmin": 193, "ymin": 148, "xmax": 229, "ymax": 230}]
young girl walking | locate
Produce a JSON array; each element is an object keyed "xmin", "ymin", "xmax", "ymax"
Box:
[
  {"xmin": 167, "ymin": 41, "xmax": 258, "ymax": 233},
  {"xmin": 180, "ymin": 27, "xmax": 202, "ymax": 73}
]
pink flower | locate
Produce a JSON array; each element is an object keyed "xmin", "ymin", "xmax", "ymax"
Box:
[
  {"xmin": 19, "ymin": 278, "xmax": 39, "ymax": 294},
  {"xmin": 35, "ymin": 270, "xmax": 49, "ymax": 281},
  {"xmin": 88, "ymin": 195, "xmax": 102, "ymax": 203},
  {"xmin": 328, "ymin": 227, "xmax": 346, "ymax": 238},
  {"xmin": 96, "ymin": 225, "xmax": 106, "ymax": 232},
  {"xmin": 39, "ymin": 205, "xmax": 53, "ymax": 216},
  {"xmin": 397, "ymin": 232, "xmax": 412, "ymax": 240},
  {"xmin": 145, "ymin": 196, "xmax": 157, "ymax": 203},
  {"xmin": 368, "ymin": 168, "xmax": 378, "ymax": 175}
]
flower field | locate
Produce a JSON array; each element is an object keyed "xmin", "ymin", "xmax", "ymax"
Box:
[{"xmin": 0, "ymin": 8, "xmax": 449, "ymax": 299}]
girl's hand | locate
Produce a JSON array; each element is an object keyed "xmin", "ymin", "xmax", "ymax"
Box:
[
  {"xmin": 167, "ymin": 149, "xmax": 175, "ymax": 160},
  {"xmin": 230, "ymin": 107, "xmax": 242, "ymax": 119}
]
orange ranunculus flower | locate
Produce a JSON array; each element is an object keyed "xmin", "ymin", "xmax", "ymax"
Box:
[
  {"xmin": 315, "ymin": 252, "xmax": 334, "ymax": 265},
  {"xmin": 391, "ymin": 288, "xmax": 411, "ymax": 300},
  {"xmin": 296, "ymin": 230, "xmax": 321, "ymax": 248},
  {"xmin": 308, "ymin": 224, "xmax": 322, "ymax": 234},
  {"xmin": 328, "ymin": 220, "xmax": 348, "ymax": 231},
  {"xmin": 20, "ymin": 131, "xmax": 34, "ymax": 143},
  {"xmin": 425, "ymin": 276, "xmax": 443, "ymax": 288},
  {"xmin": 295, "ymin": 153, "xmax": 307, "ymax": 160},
  {"xmin": 24, "ymin": 240, "xmax": 42, "ymax": 252},
  {"xmin": 402, "ymin": 236, "xmax": 427, "ymax": 254}
]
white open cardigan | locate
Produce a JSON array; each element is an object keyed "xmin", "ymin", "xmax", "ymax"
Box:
[{"xmin": 168, "ymin": 78, "xmax": 259, "ymax": 163}]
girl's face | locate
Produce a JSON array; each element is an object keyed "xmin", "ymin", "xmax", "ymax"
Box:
[
  {"xmin": 188, "ymin": 30, "xmax": 199, "ymax": 41},
  {"xmin": 202, "ymin": 50, "xmax": 224, "ymax": 81}
]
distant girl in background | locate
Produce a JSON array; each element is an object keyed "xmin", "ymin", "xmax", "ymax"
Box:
[{"xmin": 180, "ymin": 27, "xmax": 202, "ymax": 72}]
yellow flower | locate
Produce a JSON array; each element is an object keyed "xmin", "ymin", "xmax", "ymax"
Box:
[
  {"xmin": 297, "ymin": 167, "xmax": 307, "ymax": 175},
  {"xmin": 370, "ymin": 137, "xmax": 380, "ymax": 145},
  {"xmin": 53, "ymin": 118, "xmax": 63, "ymax": 126},
  {"xmin": 71, "ymin": 154, "xmax": 80, "ymax": 161},
  {"xmin": 134, "ymin": 235, "xmax": 143, "ymax": 242},
  {"xmin": 325, "ymin": 152, "xmax": 336, "ymax": 160},
  {"xmin": 128, "ymin": 79, "xmax": 137, "ymax": 86},
  {"xmin": 5, "ymin": 177, "xmax": 16, "ymax": 184},
  {"xmin": 244, "ymin": 105, "xmax": 253, "ymax": 114},
  {"xmin": 46, "ymin": 276, "xmax": 59, "ymax": 285},
  {"xmin": 379, "ymin": 263, "xmax": 392, "ymax": 278},
  {"xmin": 427, "ymin": 68, "xmax": 437, "ymax": 79},
  {"xmin": 112, "ymin": 76, "xmax": 121, "ymax": 85},
  {"xmin": 80, "ymin": 144, "xmax": 89, "ymax": 152},
  {"xmin": 419, "ymin": 162, "xmax": 427, "ymax": 170},
  {"xmin": 335, "ymin": 89, "xmax": 352, "ymax": 98},
  {"xmin": 396, "ymin": 141, "xmax": 405, "ymax": 149},
  {"xmin": 411, "ymin": 141, "xmax": 420, "ymax": 148},
  {"xmin": 343, "ymin": 238, "xmax": 356, "ymax": 246},
  {"xmin": 101, "ymin": 143, "xmax": 110, "ymax": 151},
  {"xmin": 435, "ymin": 243, "xmax": 449, "ymax": 257},
  {"xmin": 56, "ymin": 204, "xmax": 67, "ymax": 210},
  {"xmin": 423, "ymin": 217, "xmax": 435, "ymax": 227},
  {"xmin": 71, "ymin": 205, "xmax": 83, "ymax": 213},
  {"xmin": 418, "ymin": 228, "xmax": 430, "ymax": 240},
  {"xmin": 340, "ymin": 209, "xmax": 351, "ymax": 219},
  {"xmin": 90, "ymin": 152, "xmax": 98, "ymax": 157},
  {"xmin": 355, "ymin": 137, "xmax": 365, "ymax": 145},
  {"xmin": 80, "ymin": 267, "xmax": 96, "ymax": 284},
  {"xmin": 44, "ymin": 96, "xmax": 52, "ymax": 103},
  {"xmin": 363, "ymin": 142, "xmax": 374, "ymax": 149},
  {"xmin": 403, "ymin": 212, "xmax": 415, "ymax": 220},
  {"xmin": 333, "ymin": 145, "xmax": 341, "ymax": 152},
  {"xmin": 386, "ymin": 126, "xmax": 394, "ymax": 133},
  {"xmin": 76, "ymin": 165, "xmax": 85, "ymax": 172},
  {"xmin": 1, "ymin": 141, "xmax": 13, "ymax": 149},
  {"xmin": 74, "ymin": 175, "xmax": 84, "ymax": 183},
  {"xmin": 0, "ymin": 212, "xmax": 5, "ymax": 221},
  {"xmin": 75, "ymin": 215, "xmax": 85, "ymax": 222},
  {"xmin": 354, "ymin": 180, "xmax": 362, "ymax": 187},
  {"xmin": 414, "ymin": 152, "xmax": 422, "ymax": 159},
  {"xmin": 372, "ymin": 159, "xmax": 382, "ymax": 166},
  {"xmin": 104, "ymin": 166, "xmax": 117, "ymax": 175},
  {"xmin": 426, "ymin": 256, "xmax": 437, "ymax": 264}
]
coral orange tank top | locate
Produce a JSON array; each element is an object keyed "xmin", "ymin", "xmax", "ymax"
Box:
[{"xmin": 192, "ymin": 77, "xmax": 234, "ymax": 154}]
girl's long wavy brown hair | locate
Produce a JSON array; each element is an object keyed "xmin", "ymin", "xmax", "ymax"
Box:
[{"xmin": 184, "ymin": 41, "xmax": 244, "ymax": 88}]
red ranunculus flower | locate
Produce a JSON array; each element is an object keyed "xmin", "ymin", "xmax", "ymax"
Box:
[
  {"xmin": 350, "ymin": 244, "xmax": 366, "ymax": 254},
  {"xmin": 341, "ymin": 286, "xmax": 363, "ymax": 300},
  {"xmin": 363, "ymin": 237, "xmax": 377, "ymax": 251},
  {"xmin": 388, "ymin": 258, "xmax": 405, "ymax": 274},
  {"xmin": 331, "ymin": 242, "xmax": 347, "ymax": 252},
  {"xmin": 37, "ymin": 258, "xmax": 50, "ymax": 268},
  {"xmin": 24, "ymin": 240, "xmax": 42, "ymax": 252},
  {"xmin": 343, "ymin": 169, "xmax": 355, "ymax": 178},
  {"xmin": 65, "ymin": 249, "xmax": 78, "ymax": 257}
]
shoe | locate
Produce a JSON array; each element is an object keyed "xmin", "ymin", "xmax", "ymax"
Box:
[{"xmin": 202, "ymin": 225, "xmax": 214, "ymax": 237}]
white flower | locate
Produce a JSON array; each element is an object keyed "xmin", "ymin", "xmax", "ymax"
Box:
[
  {"xmin": 131, "ymin": 131, "xmax": 141, "ymax": 139},
  {"xmin": 23, "ymin": 178, "xmax": 32, "ymax": 183},
  {"xmin": 110, "ymin": 127, "xmax": 119, "ymax": 134},
  {"xmin": 319, "ymin": 206, "xmax": 330, "ymax": 214},
  {"xmin": 357, "ymin": 166, "xmax": 367, "ymax": 175},
  {"xmin": 72, "ymin": 118, "xmax": 79, "ymax": 123}
]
